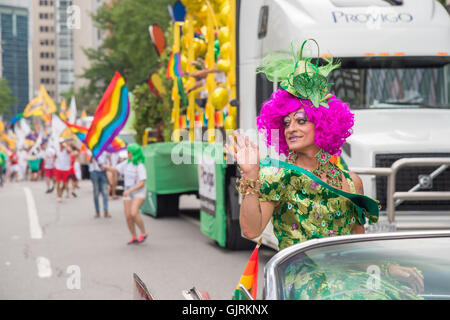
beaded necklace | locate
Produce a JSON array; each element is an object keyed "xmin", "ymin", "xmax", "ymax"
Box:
[{"xmin": 288, "ymin": 149, "xmax": 343, "ymax": 189}]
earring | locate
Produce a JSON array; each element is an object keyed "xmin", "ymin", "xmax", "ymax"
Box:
[{"xmin": 313, "ymin": 149, "xmax": 343, "ymax": 189}]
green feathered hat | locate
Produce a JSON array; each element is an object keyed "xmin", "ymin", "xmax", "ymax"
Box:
[{"xmin": 257, "ymin": 39, "xmax": 341, "ymax": 108}]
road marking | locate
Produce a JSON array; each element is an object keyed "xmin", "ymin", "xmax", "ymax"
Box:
[
  {"xmin": 23, "ymin": 187, "xmax": 43, "ymax": 240},
  {"xmin": 36, "ymin": 257, "xmax": 52, "ymax": 278}
]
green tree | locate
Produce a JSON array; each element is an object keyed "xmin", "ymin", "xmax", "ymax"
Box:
[
  {"xmin": 0, "ymin": 79, "xmax": 17, "ymax": 115},
  {"xmin": 131, "ymin": 24, "xmax": 174, "ymax": 143},
  {"xmin": 81, "ymin": 0, "xmax": 176, "ymax": 103}
]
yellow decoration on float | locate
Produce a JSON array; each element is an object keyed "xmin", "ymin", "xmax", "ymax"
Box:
[
  {"xmin": 217, "ymin": 59, "xmax": 231, "ymax": 73},
  {"xmin": 218, "ymin": 26, "xmax": 230, "ymax": 45},
  {"xmin": 211, "ymin": 87, "xmax": 229, "ymax": 110},
  {"xmin": 224, "ymin": 115, "xmax": 236, "ymax": 130}
]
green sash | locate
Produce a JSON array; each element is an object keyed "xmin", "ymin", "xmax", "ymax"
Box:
[{"xmin": 260, "ymin": 157, "xmax": 379, "ymax": 225}]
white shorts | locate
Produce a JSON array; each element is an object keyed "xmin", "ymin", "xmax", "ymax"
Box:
[{"xmin": 124, "ymin": 186, "xmax": 146, "ymax": 200}]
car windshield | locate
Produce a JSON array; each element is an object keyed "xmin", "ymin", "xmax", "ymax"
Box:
[
  {"xmin": 277, "ymin": 236, "xmax": 450, "ymax": 300},
  {"xmin": 328, "ymin": 57, "xmax": 450, "ymax": 109}
]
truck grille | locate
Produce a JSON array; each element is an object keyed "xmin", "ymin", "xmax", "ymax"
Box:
[{"xmin": 375, "ymin": 153, "xmax": 450, "ymax": 211}]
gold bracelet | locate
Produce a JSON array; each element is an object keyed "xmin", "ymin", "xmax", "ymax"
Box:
[{"xmin": 236, "ymin": 176, "xmax": 262, "ymax": 196}]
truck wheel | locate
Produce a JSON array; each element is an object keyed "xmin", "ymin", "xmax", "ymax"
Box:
[{"xmin": 225, "ymin": 176, "xmax": 255, "ymax": 250}]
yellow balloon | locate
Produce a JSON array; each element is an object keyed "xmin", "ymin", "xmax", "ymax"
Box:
[
  {"xmin": 217, "ymin": 59, "xmax": 231, "ymax": 73},
  {"xmin": 194, "ymin": 38, "xmax": 207, "ymax": 57},
  {"xmin": 219, "ymin": 41, "xmax": 231, "ymax": 59},
  {"xmin": 181, "ymin": 54, "xmax": 188, "ymax": 72},
  {"xmin": 192, "ymin": 40, "xmax": 201, "ymax": 58},
  {"xmin": 199, "ymin": 40, "xmax": 207, "ymax": 56},
  {"xmin": 218, "ymin": 27, "xmax": 230, "ymax": 45},
  {"xmin": 211, "ymin": 87, "xmax": 229, "ymax": 110},
  {"xmin": 224, "ymin": 115, "xmax": 236, "ymax": 130},
  {"xmin": 219, "ymin": 4, "xmax": 230, "ymax": 26}
]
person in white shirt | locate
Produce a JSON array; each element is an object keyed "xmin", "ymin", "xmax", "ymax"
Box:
[
  {"xmin": 41, "ymin": 142, "xmax": 56, "ymax": 193},
  {"xmin": 89, "ymin": 151, "xmax": 110, "ymax": 218},
  {"xmin": 54, "ymin": 138, "xmax": 72, "ymax": 202},
  {"xmin": 17, "ymin": 147, "xmax": 29, "ymax": 181},
  {"xmin": 102, "ymin": 144, "xmax": 147, "ymax": 245}
]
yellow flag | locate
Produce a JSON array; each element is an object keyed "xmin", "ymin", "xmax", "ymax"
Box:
[
  {"xmin": 23, "ymin": 86, "xmax": 57, "ymax": 117},
  {"xmin": 59, "ymin": 99, "xmax": 67, "ymax": 121}
]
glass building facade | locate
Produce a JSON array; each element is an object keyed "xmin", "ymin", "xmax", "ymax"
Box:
[{"xmin": 0, "ymin": 5, "xmax": 29, "ymax": 115}]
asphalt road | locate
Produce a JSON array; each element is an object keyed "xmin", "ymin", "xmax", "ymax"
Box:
[{"xmin": 0, "ymin": 179, "xmax": 276, "ymax": 300}]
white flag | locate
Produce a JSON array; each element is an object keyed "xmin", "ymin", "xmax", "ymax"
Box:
[
  {"xmin": 69, "ymin": 96, "xmax": 77, "ymax": 124},
  {"xmin": 20, "ymin": 118, "xmax": 31, "ymax": 136},
  {"xmin": 51, "ymin": 114, "xmax": 67, "ymax": 149}
]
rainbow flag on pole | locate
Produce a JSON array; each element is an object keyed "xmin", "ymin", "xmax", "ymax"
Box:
[
  {"xmin": 106, "ymin": 136, "xmax": 127, "ymax": 153},
  {"xmin": 65, "ymin": 121, "xmax": 126, "ymax": 153},
  {"xmin": 232, "ymin": 240, "xmax": 261, "ymax": 300},
  {"xmin": 166, "ymin": 52, "xmax": 183, "ymax": 79},
  {"xmin": 85, "ymin": 72, "xmax": 130, "ymax": 159},
  {"xmin": 65, "ymin": 122, "xmax": 88, "ymax": 141}
]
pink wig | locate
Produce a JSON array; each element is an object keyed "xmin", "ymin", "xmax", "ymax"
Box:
[{"xmin": 256, "ymin": 89, "xmax": 354, "ymax": 156}]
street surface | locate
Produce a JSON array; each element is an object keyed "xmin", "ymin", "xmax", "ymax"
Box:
[{"xmin": 0, "ymin": 180, "xmax": 276, "ymax": 300}]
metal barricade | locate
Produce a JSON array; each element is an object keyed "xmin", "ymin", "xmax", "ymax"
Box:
[{"xmin": 350, "ymin": 158, "xmax": 450, "ymax": 224}]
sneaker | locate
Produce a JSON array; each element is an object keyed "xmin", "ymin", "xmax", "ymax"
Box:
[
  {"xmin": 72, "ymin": 192, "xmax": 77, "ymax": 198},
  {"xmin": 104, "ymin": 212, "xmax": 112, "ymax": 218},
  {"xmin": 138, "ymin": 233, "xmax": 148, "ymax": 243},
  {"xmin": 128, "ymin": 237, "xmax": 139, "ymax": 245}
]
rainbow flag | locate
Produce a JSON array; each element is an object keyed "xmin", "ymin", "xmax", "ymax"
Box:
[
  {"xmin": 232, "ymin": 241, "xmax": 261, "ymax": 300},
  {"xmin": 106, "ymin": 136, "xmax": 127, "ymax": 153},
  {"xmin": 166, "ymin": 52, "xmax": 183, "ymax": 79},
  {"xmin": 65, "ymin": 121, "xmax": 126, "ymax": 153},
  {"xmin": 65, "ymin": 122, "xmax": 88, "ymax": 141},
  {"xmin": 85, "ymin": 72, "xmax": 130, "ymax": 159}
]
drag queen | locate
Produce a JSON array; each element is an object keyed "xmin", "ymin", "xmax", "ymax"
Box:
[{"xmin": 225, "ymin": 40, "xmax": 424, "ymax": 300}]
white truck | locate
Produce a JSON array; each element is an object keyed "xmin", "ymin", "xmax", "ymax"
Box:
[{"xmin": 235, "ymin": 0, "xmax": 450, "ymax": 250}]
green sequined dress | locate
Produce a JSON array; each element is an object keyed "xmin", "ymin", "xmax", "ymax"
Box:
[
  {"xmin": 258, "ymin": 157, "xmax": 378, "ymax": 251},
  {"xmin": 257, "ymin": 157, "xmax": 422, "ymax": 300}
]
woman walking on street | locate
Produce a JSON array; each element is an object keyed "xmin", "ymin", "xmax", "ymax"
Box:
[
  {"xmin": 89, "ymin": 152, "xmax": 110, "ymax": 218},
  {"xmin": 102, "ymin": 144, "xmax": 148, "ymax": 245}
]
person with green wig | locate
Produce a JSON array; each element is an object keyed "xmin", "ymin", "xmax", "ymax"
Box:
[{"xmin": 102, "ymin": 143, "xmax": 148, "ymax": 245}]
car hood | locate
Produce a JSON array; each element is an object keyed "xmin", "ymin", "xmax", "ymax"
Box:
[{"xmin": 348, "ymin": 109, "xmax": 450, "ymax": 153}]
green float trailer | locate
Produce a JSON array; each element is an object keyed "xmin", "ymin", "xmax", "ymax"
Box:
[{"xmin": 140, "ymin": 141, "xmax": 254, "ymax": 250}]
